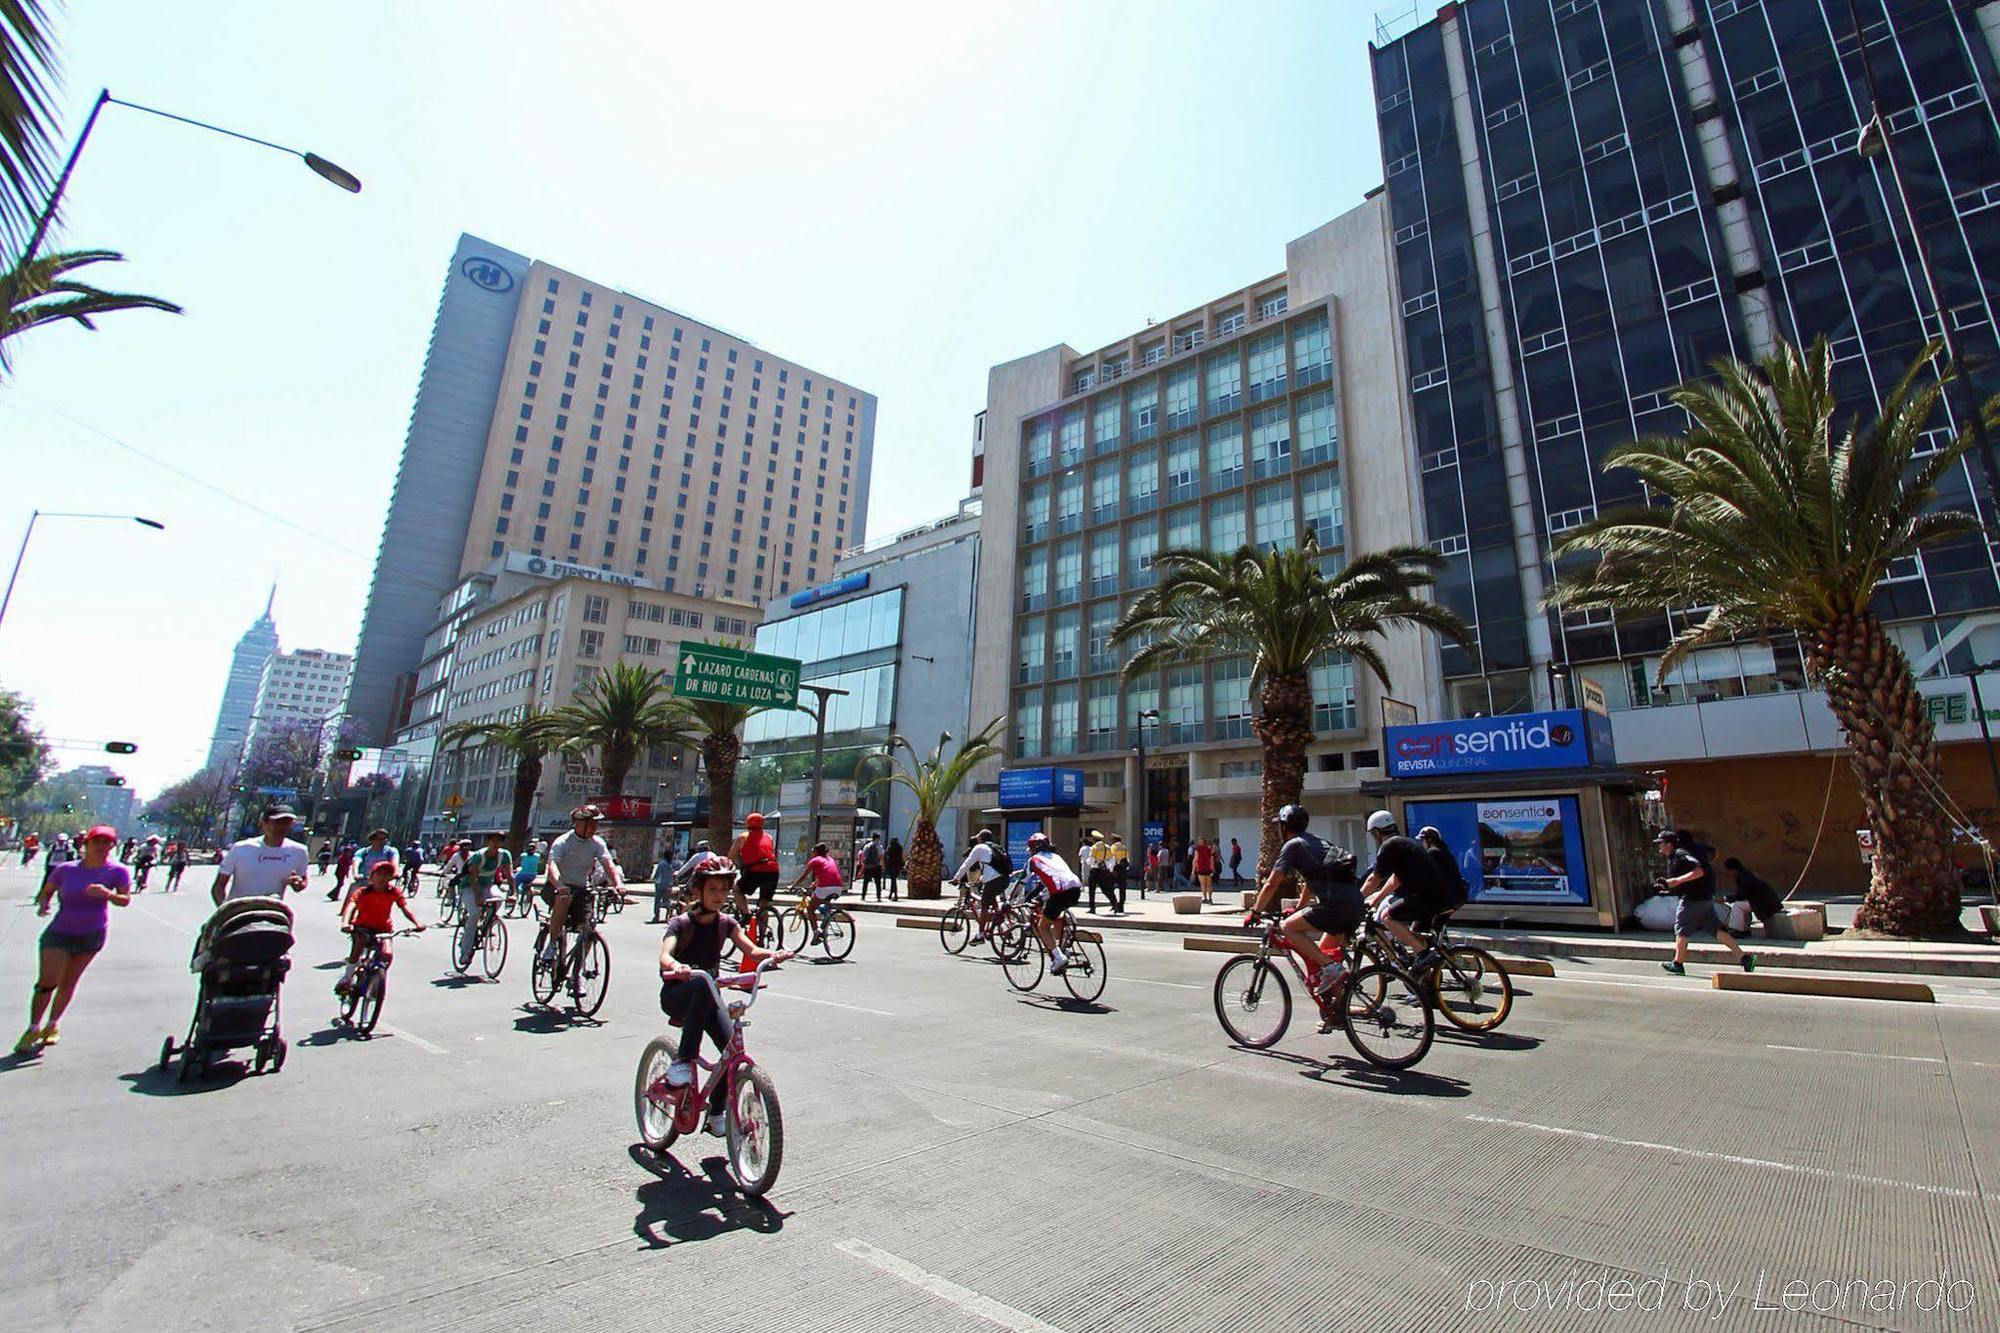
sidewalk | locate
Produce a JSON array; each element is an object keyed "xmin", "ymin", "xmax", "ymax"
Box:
[{"xmin": 847, "ymin": 883, "xmax": 2000, "ymax": 980}]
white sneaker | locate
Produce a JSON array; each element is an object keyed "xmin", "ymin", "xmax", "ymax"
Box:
[
  {"xmin": 665, "ymin": 1059, "xmax": 694, "ymax": 1088},
  {"xmin": 1311, "ymin": 962, "xmax": 1346, "ymax": 997},
  {"xmin": 1049, "ymin": 947, "xmax": 1069, "ymax": 973},
  {"xmin": 704, "ymin": 1111, "xmax": 728, "ymax": 1136}
]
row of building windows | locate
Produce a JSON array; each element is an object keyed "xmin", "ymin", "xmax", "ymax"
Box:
[
  {"xmin": 1067, "ymin": 290, "xmax": 1292, "ymax": 392},
  {"xmin": 1009, "ymin": 655, "xmax": 1354, "ymax": 758}
]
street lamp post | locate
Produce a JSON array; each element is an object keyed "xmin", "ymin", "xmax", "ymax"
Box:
[
  {"xmin": 1132, "ymin": 707, "xmax": 1160, "ymax": 864},
  {"xmin": 798, "ymin": 683, "xmax": 851, "ymax": 848},
  {"xmin": 0, "ymin": 510, "xmax": 164, "ymax": 629},
  {"xmin": 16, "ymin": 90, "xmax": 361, "ymax": 283},
  {"xmin": 1844, "ymin": 1, "xmax": 2000, "ymax": 531}
]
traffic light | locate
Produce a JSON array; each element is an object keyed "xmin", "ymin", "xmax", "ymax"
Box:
[
  {"xmin": 61, "ymin": 802, "xmax": 74, "ymax": 814},
  {"xmin": 104, "ymin": 776, "xmax": 127, "ymax": 788},
  {"xmin": 104, "ymin": 742, "xmax": 137, "ymax": 754},
  {"xmin": 334, "ymin": 748, "xmax": 364, "ymax": 762}
]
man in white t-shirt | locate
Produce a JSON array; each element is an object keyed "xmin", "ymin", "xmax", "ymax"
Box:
[
  {"xmin": 540, "ymin": 806, "xmax": 622, "ymax": 961},
  {"xmin": 212, "ymin": 804, "xmax": 312, "ymax": 906}
]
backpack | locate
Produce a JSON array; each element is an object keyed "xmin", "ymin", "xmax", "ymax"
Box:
[
  {"xmin": 864, "ymin": 841, "xmax": 883, "ymax": 869},
  {"xmin": 986, "ymin": 846, "xmax": 1013, "ymax": 879}
]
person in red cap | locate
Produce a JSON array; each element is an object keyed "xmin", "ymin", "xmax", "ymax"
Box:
[
  {"xmin": 730, "ymin": 811, "xmax": 782, "ymax": 933},
  {"xmin": 18, "ymin": 825, "xmax": 130, "ymax": 1053}
]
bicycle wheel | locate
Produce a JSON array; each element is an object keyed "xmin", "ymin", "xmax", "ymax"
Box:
[
  {"xmin": 356, "ymin": 970, "xmax": 386, "ymax": 1035},
  {"xmin": 752, "ymin": 905, "xmax": 781, "ymax": 952},
  {"xmin": 993, "ymin": 908, "xmax": 1033, "ymax": 963},
  {"xmin": 1002, "ymin": 933, "xmax": 1044, "ymax": 992},
  {"xmin": 819, "ymin": 909, "xmax": 856, "ymax": 961},
  {"xmin": 634, "ymin": 1036, "xmax": 682, "ymax": 1151},
  {"xmin": 573, "ymin": 934, "xmax": 611, "ymax": 1017},
  {"xmin": 451, "ymin": 918, "xmax": 477, "ymax": 975},
  {"xmin": 1430, "ymin": 946, "xmax": 1513, "ymax": 1033},
  {"xmin": 1213, "ymin": 955, "xmax": 1292, "ymax": 1048},
  {"xmin": 530, "ymin": 927, "xmax": 561, "ymax": 1005},
  {"xmin": 939, "ymin": 905, "xmax": 972, "ymax": 954},
  {"xmin": 1340, "ymin": 964, "xmax": 1433, "ymax": 1071},
  {"xmin": 726, "ymin": 1064, "xmax": 784, "ymax": 1197},
  {"xmin": 1059, "ymin": 936, "xmax": 1107, "ymax": 1003},
  {"xmin": 481, "ymin": 914, "xmax": 509, "ymax": 981},
  {"xmin": 338, "ymin": 977, "xmax": 362, "ymax": 1025},
  {"xmin": 439, "ymin": 892, "xmax": 459, "ymax": 927}
]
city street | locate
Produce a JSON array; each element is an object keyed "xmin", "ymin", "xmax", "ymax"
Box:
[{"xmin": 4, "ymin": 862, "xmax": 2000, "ymax": 1331}]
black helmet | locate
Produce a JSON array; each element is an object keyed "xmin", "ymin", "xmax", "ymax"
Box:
[{"xmin": 1274, "ymin": 804, "xmax": 1309, "ymax": 832}]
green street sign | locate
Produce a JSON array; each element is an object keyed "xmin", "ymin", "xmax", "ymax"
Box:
[{"xmin": 673, "ymin": 642, "xmax": 801, "ymax": 709}]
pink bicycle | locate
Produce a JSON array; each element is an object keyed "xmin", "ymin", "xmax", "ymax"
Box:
[{"xmin": 634, "ymin": 957, "xmax": 786, "ymax": 1197}]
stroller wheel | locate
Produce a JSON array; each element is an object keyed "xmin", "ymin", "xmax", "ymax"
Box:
[
  {"xmin": 176, "ymin": 1050, "xmax": 198, "ymax": 1084},
  {"xmin": 271, "ymin": 1038, "xmax": 287, "ymax": 1072},
  {"xmin": 159, "ymin": 1036, "xmax": 175, "ymax": 1072}
]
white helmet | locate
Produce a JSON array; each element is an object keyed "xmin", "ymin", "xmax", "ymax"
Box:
[{"xmin": 1366, "ymin": 810, "xmax": 1398, "ymax": 835}]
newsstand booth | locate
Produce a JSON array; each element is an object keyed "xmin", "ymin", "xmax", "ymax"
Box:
[
  {"xmin": 982, "ymin": 766, "xmax": 1104, "ymax": 868},
  {"xmin": 1363, "ymin": 708, "xmax": 1652, "ymax": 930}
]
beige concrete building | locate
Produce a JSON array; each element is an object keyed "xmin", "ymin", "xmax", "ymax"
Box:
[
  {"xmin": 433, "ymin": 574, "xmax": 761, "ymax": 837},
  {"xmin": 964, "ymin": 193, "xmax": 1439, "ymax": 857},
  {"xmin": 243, "ymin": 647, "xmax": 353, "ymax": 764}
]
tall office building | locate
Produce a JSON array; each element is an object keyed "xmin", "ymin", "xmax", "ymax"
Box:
[
  {"xmin": 350, "ymin": 233, "xmax": 878, "ymax": 746},
  {"xmin": 241, "ymin": 648, "xmax": 354, "ymax": 763},
  {"xmin": 205, "ymin": 585, "xmax": 280, "ymax": 771},
  {"xmin": 1370, "ymin": 0, "xmax": 2000, "ymax": 883},
  {"xmin": 967, "ymin": 199, "xmax": 1430, "ymax": 855}
]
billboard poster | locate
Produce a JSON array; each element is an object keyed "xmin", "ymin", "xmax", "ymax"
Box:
[
  {"xmin": 1404, "ymin": 795, "xmax": 1591, "ymax": 906},
  {"xmin": 997, "ymin": 767, "xmax": 1085, "ymax": 809},
  {"xmin": 1385, "ymin": 709, "xmax": 1615, "ymax": 778},
  {"xmin": 1006, "ymin": 819, "xmax": 1042, "ymax": 869}
]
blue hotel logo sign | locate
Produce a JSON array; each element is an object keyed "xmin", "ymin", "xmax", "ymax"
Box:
[
  {"xmin": 1385, "ymin": 708, "xmax": 1614, "ymax": 779},
  {"xmin": 998, "ymin": 766, "xmax": 1085, "ymax": 809},
  {"xmin": 460, "ymin": 256, "xmax": 515, "ymax": 292},
  {"xmin": 789, "ymin": 569, "xmax": 870, "ymax": 609}
]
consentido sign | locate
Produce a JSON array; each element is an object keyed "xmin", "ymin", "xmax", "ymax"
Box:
[{"xmin": 1385, "ymin": 708, "xmax": 1613, "ymax": 778}]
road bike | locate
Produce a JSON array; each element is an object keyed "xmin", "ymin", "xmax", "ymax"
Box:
[
  {"xmin": 1346, "ymin": 907, "xmax": 1513, "ymax": 1033},
  {"xmin": 939, "ymin": 873, "xmax": 1034, "ymax": 962},
  {"xmin": 771, "ymin": 893, "xmax": 856, "ymax": 960},
  {"xmin": 1213, "ymin": 912, "xmax": 1433, "ymax": 1070},
  {"xmin": 133, "ymin": 861, "xmax": 154, "ymax": 892},
  {"xmin": 530, "ymin": 887, "xmax": 615, "ymax": 1016},
  {"xmin": 635, "ymin": 957, "xmax": 786, "ymax": 1197},
  {"xmin": 452, "ymin": 889, "xmax": 509, "ymax": 981},
  {"xmin": 336, "ymin": 927, "xmax": 423, "ymax": 1037},
  {"xmin": 1001, "ymin": 891, "xmax": 1107, "ymax": 1002}
]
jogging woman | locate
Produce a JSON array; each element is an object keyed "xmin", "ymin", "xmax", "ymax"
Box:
[{"xmin": 18, "ymin": 825, "xmax": 131, "ymax": 1053}]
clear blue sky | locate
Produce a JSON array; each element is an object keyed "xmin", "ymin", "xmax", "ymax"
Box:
[{"xmin": 0, "ymin": 0, "xmax": 1389, "ymax": 797}]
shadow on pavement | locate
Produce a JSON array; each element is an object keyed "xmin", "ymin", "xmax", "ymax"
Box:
[
  {"xmin": 512, "ymin": 1006, "xmax": 599, "ymax": 1033},
  {"xmin": 1240, "ymin": 1045, "xmax": 1473, "ymax": 1098},
  {"xmin": 297, "ymin": 1024, "xmax": 362, "ymax": 1047},
  {"xmin": 627, "ymin": 1144, "xmax": 785, "ymax": 1249},
  {"xmin": 1434, "ymin": 1027, "xmax": 1541, "ymax": 1052},
  {"xmin": 0, "ymin": 1049, "xmax": 43, "ymax": 1074},
  {"xmin": 311, "ymin": 960, "xmax": 346, "ymax": 971},
  {"xmin": 429, "ymin": 975, "xmax": 487, "ymax": 990},
  {"xmin": 1015, "ymin": 994, "xmax": 1115, "ymax": 1016},
  {"xmin": 119, "ymin": 1060, "xmax": 251, "ymax": 1096}
]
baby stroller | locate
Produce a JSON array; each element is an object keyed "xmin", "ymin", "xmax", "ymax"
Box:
[{"xmin": 160, "ymin": 896, "xmax": 294, "ymax": 1082}]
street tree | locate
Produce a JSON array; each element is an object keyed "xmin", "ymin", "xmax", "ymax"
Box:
[
  {"xmin": 871, "ymin": 718, "xmax": 1006, "ymax": 899},
  {"xmin": 143, "ymin": 766, "xmax": 234, "ymax": 843},
  {"xmin": 1112, "ymin": 534, "xmax": 1471, "ymax": 881},
  {"xmin": 547, "ymin": 661, "xmax": 684, "ymax": 801},
  {"xmin": 1549, "ymin": 337, "xmax": 1999, "ymax": 937},
  {"xmin": 0, "ymin": 686, "xmax": 51, "ymax": 806},
  {"xmin": 0, "ymin": 248, "xmax": 180, "ymax": 374},
  {"xmin": 657, "ymin": 699, "xmax": 766, "ymax": 859},
  {"xmin": 238, "ymin": 719, "xmax": 323, "ymax": 805},
  {"xmin": 0, "ymin": 0, "xmax": 59, "ymax": 256},
  {"xmin": 438, "ymin": 706, "xmax": 563, "ymax": 851}
]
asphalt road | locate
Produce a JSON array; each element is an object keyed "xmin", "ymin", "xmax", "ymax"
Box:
[{"xmin": 4, "ymin": 862, "xmax": 1999, "ymax": 1332}]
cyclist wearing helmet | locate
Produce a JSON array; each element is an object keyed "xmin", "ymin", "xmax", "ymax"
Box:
[
  {"xmin": 541, "ymin": 806, "xmax": 622, "ymax": 962},
  {"xmin": 1023, "ymin": 831, "xmax": 1084, "ymax": 974},
  {"xmin": 731, "ymin": 812, "xmax": 782, "ymax": 920},
  {"xmin": 1248, "ymin": 804, "xmax": 1365, "ymax": 998},
  {"xmin": 657, "ymin": 855, "xmax": 792, "ymax": 1132},
  {"xmin": 1360, "ymin": 809, "xmax": 1449, "ymax": 959}
]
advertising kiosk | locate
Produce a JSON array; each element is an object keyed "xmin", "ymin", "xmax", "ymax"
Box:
[
  {"xmin": 1363, "ymin": 708, "xmax": 1653, "ymax": 929},
  {"xmin": 984, "ymin": 767, "xmax": 1100, "ymax": 866}
]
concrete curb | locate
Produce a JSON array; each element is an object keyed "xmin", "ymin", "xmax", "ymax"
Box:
[{"xmin": 1712, "ymin": 971, "xmax": 1934, "ymax": 1003}]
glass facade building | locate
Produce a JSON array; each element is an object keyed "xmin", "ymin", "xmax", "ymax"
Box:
[
  {"xmin": 1372, "ymin": 0, "xmax": 2000, "ymax": 718},
  {"xmin": 744, "ymin": 587, "xmax": 903, "ymax": 748},
  {"xmin": 1008, "ymin": 301, "xmax": 1357, "ymax": 761}
]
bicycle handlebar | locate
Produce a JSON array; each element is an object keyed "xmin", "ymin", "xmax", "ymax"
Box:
[{"xmin": 672, "ymin": 955, "xmax": 783, "ymax": 1014}]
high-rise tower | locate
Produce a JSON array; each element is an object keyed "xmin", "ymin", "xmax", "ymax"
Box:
[{"xmin": 205, "ymin": 584, "xmax": 280, "ymax": 770}]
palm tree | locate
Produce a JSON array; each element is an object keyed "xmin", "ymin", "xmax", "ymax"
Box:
[
  {"xmin": 438, "ymin": 705, "xmax": 563, "ymax": 851},
  {"xmin": 1, "ymin": 0, "xmax": 61, "ymax": 256},
  {"xmin": 873, "ymin": 718, "xmax": 1007, "ymax": 899},
  {"xmin": 1112, "ymin": 534, "xmax": 1472, "ymax": 881},
  {"xmin": 0, "ymin": 248, "xmax": 180, "ymax": 373},
  {"xmin": 1550, "ymin": 337, "xmax": 1997, "ymax": 937},
  {"xmin": 546, "ymin": 662, "xmax": 685, "ymax": 802},
  {"xmin": 656, "ymin": 700, "xmax": 766, "ymax": 859}
]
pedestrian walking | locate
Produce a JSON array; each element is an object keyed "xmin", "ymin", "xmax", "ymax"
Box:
[
  {"xmin": 1079, "ymin": 832, "xmax": 1101, "ymax": 913},
  {"xmin": 884, "ymin": 837, "xmax": 904, "ymax": 900},
  {"xmin": 1228, "ymin": 837, "xmax": 1244, "ymax": 886},
  {"xmin": 1655, "ymin": 830, "xmax": 1754, "ymax": 975},
  {"xmin": 860, "ymin": 833, "xmax": 886, "ymax": 901},
  {"xmin": 1111, "ymin": 835, "xmax": 1130, "ymax": 905},
  {"xmin": 1722, "ymin": 857, "xmax": 1785, "ymax": 934},
  {"xmin": 1192, "ymin": 836, "xmax": 1217, "ymax": 904},
  {"xmin": 650, "ymin": 849, "xmax": 679, "ymax": 923},
  {"xmin": 317, "ymin": 843, "xmax": 334, "ymax": 877},
  {"xmin": 17, "ymin": 824, "xmax": 131, "ymax": 1053}
]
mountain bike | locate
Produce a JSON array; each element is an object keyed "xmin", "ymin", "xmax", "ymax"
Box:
[
  {"xmin": 1213, "ymin": 911, "xmax": 1433, "ymax": 1070},
  {"xmin": 1347, "ymin": 907, "xmax": 1513, "ymax": 1033},
  {"xmin": 1001, "ymin": 890, "xmax": 1107, "ymax": 1002},
  {"xmin": 530, "ymin": 887, "xmax": 614, "ymax": 1016},
  {"xmin": 635, "ymin": 957, "xmax": 787, "ymax": 1197},
  {"xmin": 336, "ymin": 927, "xmax": 423, "ymax": 1037},
  {"xmin": 940, "ymin": 873, "xmax": 1033, "ymax": 962},
  {"xmin": 452, "ymin": 889, "xmax": 509, "ymax": 981}
]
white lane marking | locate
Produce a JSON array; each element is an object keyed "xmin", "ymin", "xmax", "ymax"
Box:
[
  {"xmin": 836, "ymin": 1238, "xmax": 1067, "ymax": 1333},
  {"xmin": 1765, "ymin": 1042, "xmax": 1999, "ymax": 1069},
  {"xmin": 378, "ymin": 1024, "xmax": 447, "ymax": 1055},
  {"xmin": 129, "ymin": 901, "xmax": 193, "ymax": 936},
  {"xmin": 1121, "ymin": 976, "xmax": 1203, "ymax": 991},
  {"xmin": 766, "ymin": 992, "xmax": 892, "ymax": 1017},
  {"xmin": 1466, "ymin": 1114, "xmax": 1975, "ymax": 1199}
]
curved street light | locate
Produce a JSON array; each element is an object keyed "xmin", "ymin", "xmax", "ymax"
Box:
[{"xmin": 0, "ymin": 509, "xmax": 167, "ymax": 629}]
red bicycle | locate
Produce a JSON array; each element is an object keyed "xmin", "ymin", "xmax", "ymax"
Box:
[
  {"xmin": 634, "ymin": 957, "xmax": 786, "ymax": 1197},
  {"xmin": 939, "ymin": 873, "xmax": 1033, "ymax": 962}
]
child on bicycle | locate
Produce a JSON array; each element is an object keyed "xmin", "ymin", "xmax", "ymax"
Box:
[
  {"xmin": 337, "ymin": 859, "xmax": 425, "ymax": 995},
  {"xmin": 657, "ymin": 856, "xmax": 790, "ymax": 1132},
  {"xmin": 786, "ymin": 842, "xmax": 845, "ymax": 944}
]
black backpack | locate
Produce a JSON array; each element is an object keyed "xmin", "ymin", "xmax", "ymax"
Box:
[{"xmin": 986, "ymin": 846, "xmax": 1013, "ymax": 878}]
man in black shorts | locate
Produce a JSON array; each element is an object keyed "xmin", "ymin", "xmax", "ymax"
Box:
[
  {"xmin": 1247, "ymin": 804, "xmax": 1365, "ymax": 998},
  {"xmin": 1358, "ymin": 810, "xmax": 1450, "ymax": 959}
]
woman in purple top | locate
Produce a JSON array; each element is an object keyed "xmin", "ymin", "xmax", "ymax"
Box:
[{"xmin": 18, "ymin": 824, "xmax": 130, "ymax": 1054}]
